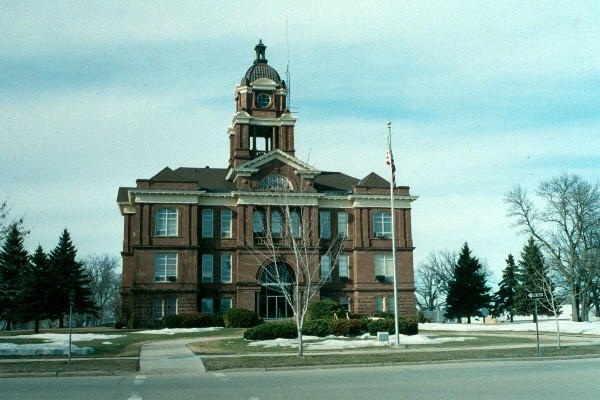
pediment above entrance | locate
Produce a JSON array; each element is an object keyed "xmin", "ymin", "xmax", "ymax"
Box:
[{"xmin": 226, "ymin": 149, "xmax": 320, "ymax": 190}]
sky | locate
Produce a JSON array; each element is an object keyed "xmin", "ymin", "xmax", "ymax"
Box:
[{"xmin": 1, "ymin": 1, "xmax": 599, "ymax": 286}]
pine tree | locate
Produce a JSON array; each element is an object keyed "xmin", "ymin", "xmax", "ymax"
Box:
[
  {"xmin": 492, "ymin": 254, "xmax": 518, "ymax": 322},
  {"xmin": 0, "ymin": 224, "xmax": 29, "ymax": 330},
  {"xmin": 47, "ymin": 230, "xmax": 97, "ymax": 327},
  {"xmin": 445, "ymin": 242, "xmax": 491, "ymax": 323},
  {"xmin": 19, "ymin": 245, "xmax": 52, "ymax": 333},
  {"xmin": 514, "ymin": 238, "xmax": 555, "ymax": 321}
]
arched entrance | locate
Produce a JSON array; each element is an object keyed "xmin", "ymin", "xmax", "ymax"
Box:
[{"xmin": 258, "ymin": 263, "xmax": 293, "ymax": 319}]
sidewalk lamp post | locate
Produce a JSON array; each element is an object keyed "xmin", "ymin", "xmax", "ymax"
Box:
[
  {"xmin": 528, "ymin": 292, "xmax": 543, "ymax": 356},
  {"xmin": 68, "ymin": 291, "xmax": 74, "ymax": 366}
]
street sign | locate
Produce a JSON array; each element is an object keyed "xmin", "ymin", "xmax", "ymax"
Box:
[{"xmin": 528, "ymin": 292, "xmax": 544, "ymax": 299}]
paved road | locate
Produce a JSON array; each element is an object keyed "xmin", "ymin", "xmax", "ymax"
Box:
[{"xmin": 2, "ymin": 357, "xmax": 600, "ymax": 400}]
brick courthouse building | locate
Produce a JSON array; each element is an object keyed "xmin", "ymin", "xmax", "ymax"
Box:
[{"xmin": 117, "ymin": 41, "xmax": 417, "ymax": 327}]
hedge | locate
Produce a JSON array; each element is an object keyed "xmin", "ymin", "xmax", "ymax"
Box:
[
  {"xmin": 365, "ymin": 317, "xmax": 418, "ymax": 336},
  {"xmin": 307, "ymin": 300, "xmax": 347, "ymax": 321},
  {"xmin": 162, "ymin": 312, "xmax": 223, "ymax": 328},
  {"xmin": 223, "ymin": 308, "xmax": 262, "ymax": 328},
  {"xmin": 329, "ymin": 319, "xmax": 363, "ymax": 336},
  {"xmin": 302, "ymin": 319, "xmax": 330, "ymax": 337},
  {"xmin": 243, "ymin": 321, "xmax": 297, "ymax": 340}
]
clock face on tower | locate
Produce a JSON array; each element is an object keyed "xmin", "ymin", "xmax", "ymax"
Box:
[{"xmin": 256, "ymin": 93, "xmax": 271, "ymax": 108}]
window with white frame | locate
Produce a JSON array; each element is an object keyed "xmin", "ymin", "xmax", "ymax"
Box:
[
  {"xmin": 201, "ymin": 209, "xmax": 213, "ymax": 238},
  {"xmin": 290, "ymin": 210, "xmax": 300, "ymax": 238},
  {"xmin": 253, "ymin": 209, "xmax": 265, "ymax": 236},
  {"xmin": 221, "ymin": 209, "xmax": 232, "ymax": 238},
  {"xmin": 220, "ymin": 298, "xmax": 232, "ymax": 313},
  {"xmin": 386, "ymin": 296, "xmax": 396, "ymax": 313},
  {"xmin": 154, "ymin": 253, "xmax": 177, "ymax": 282},
  {"xmin": 374, "ymin": 253, "xmax": 394, "ymax": 281},
  {"xmin": 201, "ymin": 298, "xmax": 213, "ymax": 313},
  {"xmin": 202, "ymin": 254, "xmax": 213, "ymax": 283},
  {"xmin": 319, "ymin": 211, "xmax": 331, "ymax": 239},
  {"xmin": 337, "ymin": 212, "xmax": 348, "ymax": 238},
  {"xmin": 271, "ymin": 210, "xmax": 282, "ymax": 238},
  {"xmin": 373, "ymin": 212, "xmax": 392, "ymax": 238},
  {"xmin": 152, "ymin": 297, "xmax": 177, "ymax": 320},
  {"xmin": 338, "ymin": 255, "xmax": 349, "ymax": 280},
  {"xmin": 258, "ymin": 174, "xmax": 292, "ymax": 190},
  {"xmin": 155, "ymin": 208, "xmax": 177, "ymax": 236},
  {"xmin": 221, "ymin": 254, "xmax": 232, "ymax": 283},
  {"xmin": 339, "ymin": 296, "xmax": 350, "ymax": 313},
  {"xmin": 320, "ymin": 255, "xmax": 331, "ymax": 282},
  {"xmin": 375, "ymin": 296, "xmax": 384, "ymax": 313}
]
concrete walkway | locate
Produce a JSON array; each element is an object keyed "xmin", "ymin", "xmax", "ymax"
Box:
[{"xmin": 139, "ymin": 338, "xmax": 207, "ymax": 375}]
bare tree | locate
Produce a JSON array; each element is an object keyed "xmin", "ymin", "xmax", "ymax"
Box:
[
  {"xmin": 415, "ymin": 250, "xmax": 457, "ymax": 309},
  {"xmin": 83, "ymin": 254, "xmax": 121, "ymax": 325},
  {"xmin": 505, "ymin": 174, "xmax": 600, "ymax": 321},
  {"xmin": 529, "ymin": 259, "xmax": 566, "ymax": 348},
  {"xmin": 246, "ymin": 192, "xmax": 345, "ymax": 356}
]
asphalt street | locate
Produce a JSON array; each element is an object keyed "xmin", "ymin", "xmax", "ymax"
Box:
[{"xmin": 1, "ymin": 357, "xmax": 600, "ymax": 400}]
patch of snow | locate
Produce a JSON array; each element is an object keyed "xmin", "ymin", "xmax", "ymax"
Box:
[
  {"xmin": 0, "ymin": 333, "xmax": 126, "ymax": 356},
  {"xmin": 247, "ymin": 334, "xmax": 475, "ymax": 350},
  {"xmin": 419, "ymin": 320, "xmax": 600, "ymax": 335},
  {"xmin": 101, "ymin": 341, "xmax": 112, "ymax": 345},
  {"xmin": 135, "ymin": 327, "xmax": 223, "ymax": 335}
]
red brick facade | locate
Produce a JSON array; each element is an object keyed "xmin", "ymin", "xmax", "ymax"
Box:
[{"xmin": 117, "ymin": 42, "xmax": 417, "ymax": 327}]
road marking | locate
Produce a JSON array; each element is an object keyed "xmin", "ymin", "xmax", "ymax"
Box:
[
  {"xmin": 214, "ymin": 372, "xmax": 229, "ymax": 382},
  {"xmin": 135, "ymin": 375, "xmax": 146, "ymax": 385},
  {"xmin": 127, "ymin": 392, "xmax": 143, "ymax": 400}
]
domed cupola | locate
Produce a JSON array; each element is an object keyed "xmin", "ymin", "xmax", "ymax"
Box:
[{"xmin": 241, "ymin": 40, "xmax": 285, "ymax": 87}]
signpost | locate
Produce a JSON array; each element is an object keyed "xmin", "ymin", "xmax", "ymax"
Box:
[
  {"xmin": 528, "ymin": 292, "xmax": 543, "ymax": 356},
  {"xmin": 68, "ymin": 291, "xmax": 74, "ymax": 366}
]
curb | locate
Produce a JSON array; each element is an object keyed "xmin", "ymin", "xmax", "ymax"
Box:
[{"xmin": 0, "ymin": 370, "xmax": 136, "ymax": 378}]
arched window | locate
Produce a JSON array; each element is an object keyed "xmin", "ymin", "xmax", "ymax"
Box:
[
  {"xmin": 155, "ymin": 208, "xmax": 177, "ymax": 236},
  {"xmin": 271, "ymin": 211, "xmax": 282, "ymax": 237},
  {"xmin": 258, "ymin": 174, "xmax": 292, "ymax": 190}
]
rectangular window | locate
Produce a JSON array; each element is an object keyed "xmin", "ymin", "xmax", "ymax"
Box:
[
  {"xmin": 155, "ymin": 208, "xmax": 178, "ymax": 236},
  {"xmin": 220, "ymin": 298, "xmax": 232, "ymax": 313},
  {"xmin": 337, "ymin": 212, "xmax": 348, "ymax": 238},
  {"xmin": 319, "ymin": 211, "xmax": 331, "ymax": 239},
  {"xmin": 386, "ymin": 296, "xmax": 396, "ymax": 313},
  {"xmin": 338, "ymin": 255, "xmax": 349, "ymax": 280},
  {"xmin": 201, "ymin": 298, "xmax": 213, "ymax": 313},
  {"xmin": 202, "ymin": 254, "xmax": 213, "ymax": 283},
  {"xmin": 221, "ymin": 209, "xmax": 232, "ymax": 238},
  {"xmin": 375, "ymin": 296, "xmax": 384, "ymax": 313},
  {"xmin": 339, "ymin": 296, "xmax": 350, "ymax": 313},
  {"xmin": 221, "ymin": 254, "xmax": 232, "ymax": 283},
  {"xmin": 320, "ymin": 255, "xmax": 331, "ymax": 282},
  {"xmin": 202, "ymin": 209, "xmax": 213, "ymax": 238},
  {"xmin": 153, "ymin": 297, "xmax": 177, "ymax": 320},
  {"xmin": 374, "ymin": 253, "xmax": 394, "ymax": 281},
  {"xmin": 373, "ymin": 212, "xmax": 392, "ymax": 238},
  {"xmin": 290, "ymin": 211, "xmax": 301, "ymax": 238},
  {"xmin": 154, "ymin": 253, "xmax": 177, "ymax": 282},
  {"xmin": 271, "ymin": 211, "xmax": 282, "ymax": 238},
  {"xmin": 253, "ymin": 209, "xmax": 265, "ymax": 235}
]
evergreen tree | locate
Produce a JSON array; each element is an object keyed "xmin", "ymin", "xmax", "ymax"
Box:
[
  {"xmin": 492, "ymin": 254, "xmax": 518, "ymax": 321},
  {"xmin": 445, "ymin": 242, "xmax": 491, "ymax": 323},
  {"xmin": 0, "ymin": 224, "xmax": 29, "ymax": 330},
  {"xmin": 514, "ymin": 238, "xmax": 555, "ymax": 321},
  {"xmin": 47, "ymin": 230, "xmax": 97, "ymax": 327},
  {"xmin": 19, "ymin": 245, "xmax": 52, "ymax": 333}
]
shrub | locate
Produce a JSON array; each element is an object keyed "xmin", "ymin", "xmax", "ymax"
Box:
[
  {"xmin": 307, "ymin": 300, "xmax": 347, "ymax": 321},
  {"xmin": 365, "ymin": 317, "xmax": 418, "ymax": 336},
  {"xmin": 243, "ymin": 321, "xmax": 297, "ymax": 340},
  {"xmin": 303, "ymin": 319, "xmax": 331, "ymax": 337},
  {"xmin": 329, "ymin": 319, "xmax": 363, "ymax": 336},
  {"xmin": 160, "ymin": 312, "xmax": 224, "ymax": 328},
  {"xmin": 224, "ymin": 308, "xmax": 262, "ymax": 328}
]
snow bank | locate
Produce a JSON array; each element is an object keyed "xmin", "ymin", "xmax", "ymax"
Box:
[
  {"xmin": 0, "ymin": 333, "xmax": 125, "ymax": 356},
  {"xmin": 136, "ymin": 327, "xmax": 223, "ymax": 335},
  {"xmin": 247, "ymin": 334, "xmax": 474, "ymax": 350},
  {"xmin": 419, "ymin": 320, "xmax": 600, "ymax": 335}
]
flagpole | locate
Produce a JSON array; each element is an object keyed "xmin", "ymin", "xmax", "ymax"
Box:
[{"xmin": 386, "ymin": 121, "xmax": 400, "ymax": 347}]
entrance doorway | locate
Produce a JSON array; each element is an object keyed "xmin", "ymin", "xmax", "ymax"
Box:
[{"xmin": 258, "ymin": 263, "xmax": 293, "ymax": 319}]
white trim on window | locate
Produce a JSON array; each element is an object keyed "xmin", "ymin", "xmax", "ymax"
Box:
[
  {"xmin": 338, "ymin": 255, "xmax": 349, "ymax": 279},
  {"xmin": 221, "ymin": 209, "xmax": 232, "ymax": 238},
  {"xmin": 221, "ymin": 254, "xmax": 232, "ymax": 283},
  {"xmin": 153, "ymin": 297, "xmax": 177, "ymax": 320},
  {"xmin": 337, "ymin": 211, "xmax": 348, "ymax": 238},
  {"xmin": 320, "ymin": 211, "xmax": 331, "ymax": 239},
  {"xmin": 154, "ymin": 253, "xmax": 177, "ymax": 282},
  {"xmin": 155, "ymin": 208, "xmax": 178, "ymax": 236},
  {"xmin": 375, "ymin": 253, "xmax": 394, "ymax": 281},
  {"xmin": 320, "ymin": 255, "xmax": 331, "ymax": 282},
  {"xmin": 373, "ymin": 212, "xmax": 392, "ymax": 238}
]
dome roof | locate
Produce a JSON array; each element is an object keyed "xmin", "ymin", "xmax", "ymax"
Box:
[{"xmin": 241, "ymin": 40, "xmax": 284, "ymax": 86}]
